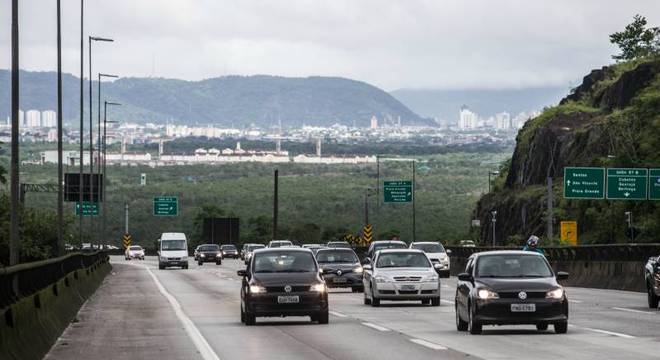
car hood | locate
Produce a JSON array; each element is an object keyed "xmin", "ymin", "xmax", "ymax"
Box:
[
  {"xmin": 375, "ymin": 268, "xmax": 433, "ymax": 276},
  {"xmin": 252, "ymin": 272, "xmax": 321, "ymax": 286},
  {"xmin": 160, "ymin": 250, "xmax": 188, "ymax": 258},
  {"xmin": 475, "ymin": 277, "xmax": 558, "ymax": 291},
  {"xmin": 425, "ymin": 252, "xmax": 448, "ymax": 259}
]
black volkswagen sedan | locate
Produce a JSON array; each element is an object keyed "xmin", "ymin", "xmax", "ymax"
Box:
[
  {"xmin": 455, "ymin": 251, "xmax": 569, "ymax": 334},
  {"xmin": 238, "ymin": 248, "xmax": 329, "ymax": 325},
  {"xmin": 196, "ymin": 244, "xmax": 222, "ymax": 265},
  {"xmin": 316, "ymin": 248, "xmax": 364, "ymax": 292}
]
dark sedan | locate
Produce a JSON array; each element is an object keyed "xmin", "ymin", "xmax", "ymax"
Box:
[
  {"xmin": 455, "ymin": 251, "xmax": 569, "ymax": 334},
  {"xmin": 238, "ymin": 248, "xmax": 329, "ymax": 325},
  {"xmin": 646, "ymin": 255, "xmax": 660, "ymax": 308},
  {"xmin": 316, "ymin": 248, "xmax": 364, "ymax": 292},
  {"xmin": 196, "ymin": 244, "xmax": 222, "ymax": 265},
  {"xmin": 221, "ymin": 244, "xmax": 239, "ymax": 259}
]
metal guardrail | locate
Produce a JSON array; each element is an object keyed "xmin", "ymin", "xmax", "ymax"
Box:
[
  {"xmin": 0, "ymin": 251, "xmax": 109, "ymax": 310},
  {"xmin": 445, "ymin": 243, "xmax": 660, "ymax": 262}
]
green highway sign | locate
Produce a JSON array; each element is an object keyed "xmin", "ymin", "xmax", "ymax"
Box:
[
  {"xmin": 648, "ymin": 169, "xmax": 660, "ymax": 200},
  {"xmin": 606, "ymin": 168, "xmax": 648, "ymax": 200},
  {"xmin": 384, "ymin": 180, "xmax": 413, "ymax": 203},
  {"xmin": 153, "ymin": 196, "xmax": 178, "ymax": 216},
  {"xmin": 75, "ymin": 202, "xmax": 99, "ymax": 216},
  {"xmin": 563, "ymin": 167, "xmax": 605, "ymax": 199}
]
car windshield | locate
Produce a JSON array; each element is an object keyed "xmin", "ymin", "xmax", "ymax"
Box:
[
  {"xmin": 270, "ymin": 241, "xmax": 292, "ymax": 248},
  {"xmin": 221, "ymin": 245, "xmax": 236, "ymax": 250},
  {"xmin": 200, "ymin": 245, "xmax": 219, "ymax": 251},
  {"xmin": 248, "ymin": 245, "xmax": 265, "ymax": 251},
  {"xmin": 253, "ymin": 251, "xmax": 317, "ymax": 273},
  {"xmin": 327, "ymin": 242, "xmax": 351, "ymax": 248},
  {"xmin": 161, "ymin": 240, "xmax": 186, "ymax": 251},
  {"xmin": 476, "ymin": 254, "xmax": 553, "ymax": 278},
  {"xmin": 376, "ymin": 252, "xmax": 431, "ymax": 268},
  {"xmin": 373, "ymin": 243, "xmax": 407, "ymax": 253},
  {"xmin": 316, "ymin": 250, "xmax": 359, "ymax": 264},
  {"xmin": 411, "ymin": 243, "xmax": 445, "ymax": 253},
  {"xmin": 129, "ymin": 246, "xmax": 142, "ymax": 251}
]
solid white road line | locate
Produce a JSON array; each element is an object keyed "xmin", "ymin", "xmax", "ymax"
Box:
[
  {"xmin": 441, "ymin": 299, "xmax": 455, "ymax": 305},
  {"xmin": 569, "ymin": 324, "xmax": 635, "ymax": 339},
  {"xmin": 569, "ymin": 300, "xmax": 583, "ymax": 304},
  {"xmin": 142, "ymin": 265, "xmax": 221, "ymax": 360},
  {"xmin": 362, "ymin": 322, "xmax": 390, "ymax": 332},
  {"xmin": 612, "ymin": 307, "xmax": 655, "ymax": 315},
  {"xmin": 329, "ymin": 311, "xmax": 348, "ymax": 318},
  {"xmin": 409, "ymin": 338, "xmax": 448, "ymax": 351}
]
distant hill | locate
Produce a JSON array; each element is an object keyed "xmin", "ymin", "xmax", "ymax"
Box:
[
  {"xmin": 0, "ymin": 70, "xmax": 430, "ymax": 128},
  {"xmin": 391, "ymin": 87, "xmax": 568, "ymax": 124}
]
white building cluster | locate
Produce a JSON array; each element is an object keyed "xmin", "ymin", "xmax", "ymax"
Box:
[{"xmin": 5, "ymin": 109, "xmax": 58, "ymax": 128}]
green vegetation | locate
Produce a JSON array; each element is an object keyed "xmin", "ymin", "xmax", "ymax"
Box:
[{"xmin": 610, "ymin": 15, "xmax": 660, "ymax": 61}]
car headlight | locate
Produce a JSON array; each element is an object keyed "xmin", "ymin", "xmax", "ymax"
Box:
[
  {"xmin": 181, "ymin": 256, "xmax": 188, "ymax": 261},
  {"xmin": 160, "ymin": 256, "xmax": 167, "ymax": 261},
  {"xmin": 200, "ymin": 253, "xmax": 205, "ymax": 258},
  {"xmin": 477, "ymin": 289, "xmax": 499, "ymax": 299},
  {"xmin": 546, "ymin": 287, "xmax": 564, "ymax": 299},
  {"xmin": 249, "ymin": 285, "xmax": 266, "ymax": 294},
  {"xmin": 374, "ymin": 275, "xmax": 390, "ymax": 283},
  {"xmin": 354, "ymin": 266, "xmax": 363, "ymax": 274},
  {"xmin": 310, "ymin": 283, "xmax": 326, "ymax": 293},
  {"xmin": 426, "ymin": 274, "xmax": 439, "ymax": 282},
  {"xmin": 216, "ymin": 253, "xmax": 222, "ymax": 258}
]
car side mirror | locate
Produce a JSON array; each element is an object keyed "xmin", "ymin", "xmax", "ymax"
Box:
[
  {"xmin": 457, "ymin": 273, "xmax": 472, "ymax": 282},
  {"xmin": 362, "ymin": 258, "xmax": 371, "ymax": 265},
  {"xmin": 363, "ymin": 264, "xmax": 372, "ymax": 271},
  {"xmin": 446, "ymin": 249, "xmax": 452, "ymax": 255},
  {"xmin": 556, "ymin": 271, "xmax": 569, "ymax": 280},
  {"xmin": 237, "ymin": 270, "xmax": 246, "ymax": 277}
]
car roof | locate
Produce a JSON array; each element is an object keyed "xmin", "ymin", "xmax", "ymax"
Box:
[
  {"xmin": 327, "ymin": 241, "xmax": 349, "ymax": 244},
  {"xmin": 253, "ymin": 247, "xmax": 313, "ymax": 254},
  {"xmin": 470, "ymin": 250, "xmax": 544, "ymax": 258},
  {"xmin": 410, "ymin": 241, "xmax": 440, "ymax": 245},
  {"xmin": 316, "ymin": 247, "xmax": 355, "ymax": 252},
  {"xmin": 372, "ymin": 240, "xmax": 406, "ymax": 245},
  {"xmin": 200, "ymin": 243, "xmax": 219, "ymax": 246},
  {"xmin": 161, "ymin": 232, "xmax": 186, "ymax": 240},
  {"xmin": 377, "ymin": 249, "xmax": 424, "ymax": 254}
]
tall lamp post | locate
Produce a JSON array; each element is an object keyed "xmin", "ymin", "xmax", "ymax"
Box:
[
  {"xmin": 625, "ymin": 211, "xmax": 633, "ymax": 243},
  {"xmin": 491, "ymin": 210, "xmax": 497, "ymax": 247},
  {"xmin": 10, "ymin": 0, "xmax": 20, "ymax": 265},
  {"xmin": 88, "ymin": 35, "xmax": 113, "ymax": 245},
  {"xmin": 56, "ymin": 0, "xmax": 63, "ymax": 255},
  {"xmin": 103, "ymin": 101, "xmax": 121, "ymax": 247},
  {"xmin": 488, "ymin": 170, "xmax": 500, "ymax": 193},
  {"xmin": 97, "ymin": 73, "xmax": 118, "ymax": 171}
]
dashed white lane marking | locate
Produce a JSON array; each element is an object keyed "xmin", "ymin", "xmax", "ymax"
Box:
[
  {"xmin": 569, "ymin": 300, "xmax": 583, "ymax": 304},
  {"xmin": 329, "ymin": 311, "xmax": 348, "ymax": 318},
  {"xmin": 409, "ymin": 338, "xmax": 448, "ymax": 350},
  {"xmin": 142, "ymin": 265, "xmax": 221, "ymax": 360},
  {"xmin": 441, "ymin": 299, "xmax": 455, "ymax": 305},
  {"xmin": 362, "ymin": 322, "xmax": 390, "ymax": 332},
  {"xmin": 612, "ymin": 307, "xmax": 655, "ymax": 315},
  {"xmin": 569, "ymin": 324, "xmax": 635, "ymax": 339}
]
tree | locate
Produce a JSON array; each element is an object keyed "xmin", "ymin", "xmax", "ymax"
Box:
[{"xmin": 610, "ymin": 15, "xmax": 660, "ymax": 61}]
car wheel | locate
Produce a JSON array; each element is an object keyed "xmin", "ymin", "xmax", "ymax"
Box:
[
  {"xmin": 198, "ymin": 261, "xmax": 203, "ymax": 266},
  {"xmin": 352, "ymin": 286, "xmax": 363, "ymax": 293},
  {"xmin": 648, "ymin": 282, "xmax": 659, "ymax": 308},
  {"xmin": 158, "ymin": 264, "xmax": 165, "ymax": 270},
  {"xmin": 456, "ymin": 303, "xmax": 468, "ymax": 331},
  {"xmin": 536, "ymin": 323, "xmax": 549, "ymax": 331},
  {"xmin": 363, "ymin": 290, "xmax": 372, "ymax": 305},
  {"xmin": 468, "ymin": 302, "xmax": 482, "ymax": 335},
  {"xmin": 245, "ymin": 312, "xmax": 256, "ymax": 326},
  {"xmin": 183, "ymin": 264, "xmax": 189, "ymax": 270},
  {"xmin": 216, "ymin": 261, "xmax": 221, "ymax": 265},
  {"xmin": 554, "ymin": 321, "xmax": 568, "ymax": 334},
  {"xmin": 421, "ymin": 299, "xmax": 430, "ymax": 305},
  {"xmin": 371, "ymin": 286, "xmax": 380, "ymax": 307},
  {"xmin": 317, "ymin": 311, "xmax": 329, "ymax": 324},
  {"xmin": 431, "ymin": 297, "xmax": 440, "ymax": 307},
  {"xmin": 240, "ymin": 305, "xmax": 246, "ymax": 323}
]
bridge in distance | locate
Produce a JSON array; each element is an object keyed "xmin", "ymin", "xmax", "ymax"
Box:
[{"xmin": 42, "ymin": 255, "xmax": 659, "ymax": 360}]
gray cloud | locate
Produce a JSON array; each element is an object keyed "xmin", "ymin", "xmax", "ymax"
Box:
[{"xmin": 1, "ymin": 0, "xmax": 659, "ymax": 90}]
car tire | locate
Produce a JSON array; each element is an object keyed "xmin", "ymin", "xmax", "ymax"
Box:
[
  {"xmin": 352, "ymin": 286, "xmax": 363, "ymax": 293},
  {"xmin": 554, "ymin": 321, "xmax": 568, "ymax": 334},
  {"xmin": 216, "ymin": 261, "xmax": 221, "ymax": 265},
  {"xmin": 421, "ymin": 299, "xmax": 430, "ymax": 305},
  {"xmin": 456, "ymin": 303, "xmax": 468, "ymax": 331},
  {"xmin": 317, "ymin": 311, "xmax": 329, "ymax": 324},
  {"xmin": 183, "ymin": 264, "xmax": 189, "ymax": 270},
  {"xmin": 431, "ymin": 297, "xmax": 440, "ymax": 307},
  {"xmin": 648, "ymin": 282, "xmax": 659, "ymax": 308},
  {"xmin": 371, "ymin": 287, "xmax": 380, "ymax": 307},
  {"xmin": 536, "ymin": 323, "xmax": 549, "ymax": 331},
  {"xmin": 158, "ymin": 263, "xmax": 165, "ymax": 270},
  {"xmin": 198, "ymin": 261, "xmax": 203, "ymax": 266},
  {"xmin": 240, "ymin": 306, "xmax": 246, "ymax": 324},
  {"xmin": 245, "ymin": 312, "xmax": 256, "ymax": 326},
  {"xmin": 468, "ymin": 303, "xmax": 482, "ymax": 335},
  {"xmin": 364, "ymin": 290, "xmax": 372, "ymax": 305}
]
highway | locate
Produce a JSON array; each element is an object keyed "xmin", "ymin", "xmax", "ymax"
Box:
[{"xmin": 45, "ymin": 256, "xmax": 660, "ymax": 360}]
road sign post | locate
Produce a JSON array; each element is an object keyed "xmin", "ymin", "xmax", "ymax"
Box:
[
  {"xmin": 75, "ymin": 202, "xmax": 99, "ymax": 216},
  {"xmin": 122, "ymin": 233, "xmax": 132, "ymax": 249},
  {"xmin": 649, "ymin": 169, "xmax": 660, "ymax": 201},
  {"xmin": 153, "ymin": 196, "xmax": 178, "ymax": 216},
  {"xmin": 383, "ymin": 181, "xmax": 413, "ymax": 203},
  {"xmin": 606, "ymin": 168, "xmax": 648, "ymax": 200},
  {"xmin": 563, "ymin": 167, "xmax": 605, "ymax": 199}
]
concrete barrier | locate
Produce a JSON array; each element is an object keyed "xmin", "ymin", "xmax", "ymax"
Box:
[{"xmin": 0, "ymin": 256, "xmax": 111, "ymax": 360}]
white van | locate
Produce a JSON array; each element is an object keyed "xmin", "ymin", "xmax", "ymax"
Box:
[{"xmin": 158, "ymin": 232, "xmax": 189, "ymax": 269}]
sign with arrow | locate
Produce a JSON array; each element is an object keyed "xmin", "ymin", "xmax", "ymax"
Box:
[
  {"xmin": 383, "ymin": 180, "xmax": 413, "ymax": 203},
  {"xmin": 153, "ymin": 196, "xmax": 178, "ymax": 216},
  {"xmin": 563, "ymin": 167, "xmax": 605, "ymax": 199},
  {"xmin": 122, "ymin": 233, "xmax": 132, "ymax": 249},
  {"xmin": 606, "ymin": 168, "xmax": 647, "ymax": 200},
  {"xmin": 362, "ymin": 224, "xmax": 373, "ymax": 244}
]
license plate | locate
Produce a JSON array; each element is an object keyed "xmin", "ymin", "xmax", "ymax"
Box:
[
  {"xmin": 277, "ymin": 295, "xmax": 300, "ymax": 304},
  {"xmin": 333, "ymin": 277, "xmax": 348, "ymax": 283},
  {"xmin": 511, "ymin": 303, "xmax": 536, "ymax": 312},
  {"xmin": 400, "ymin": 285, "xmax": 417, "ymax": 290}
]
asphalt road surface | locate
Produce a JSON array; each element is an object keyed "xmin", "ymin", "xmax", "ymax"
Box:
[{"xmin": 45, "ymin": 256, "xmax": 660, "ymax": 360}]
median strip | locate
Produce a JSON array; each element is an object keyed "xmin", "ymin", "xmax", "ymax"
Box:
[
  {"xmin": 362, "ymin": 322, "xmax": 390, "ymax": 332},
  {"xmin": 409, "ymin": 338, "xmax": 447, "ymax": 350}
]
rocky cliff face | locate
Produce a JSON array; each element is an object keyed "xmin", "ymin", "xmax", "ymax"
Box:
[{"xmin": 474, "ymin": 58, "xmax": 660, "ymax": 245}]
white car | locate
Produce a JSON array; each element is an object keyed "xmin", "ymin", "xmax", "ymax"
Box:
[
  {"xmin": 410, "ymin": 241, "xmax": 451, "ymax": 276},
  {"xmin": 363, "ymin": 249, "xmax": 442, "ymax": 306},
  {"xmin": 158, "ymin": 232, "xmax": 189, "ymax": 269},
  {"xmin": 125, "ymin": 245, "xmax": 145, "ymax": 260}
]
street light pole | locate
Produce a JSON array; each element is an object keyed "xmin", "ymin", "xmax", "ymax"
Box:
[
  {"xmin": 488, "ymin": 170, "xmax": 500, "ymax": 193},
  {"xmin": 56, "ymin": 0, "xmax": 63, "ymax": 255},
  {"xmin": 412, "ymin": 160, "xmax": 416, "ymax": 242},
  {"xmin": 491, "ymin": 210, "xmax": 497, "ymax": 247},
  {"xmin": 98, "ymin": 73, "xmax": 118, "ymax": 182},
  {"xmin": 10, "ymin": 0, "xmax": 20, "ymax": 265},
  {"xmin": 625, "ymin": 211, "xmax": 633, "ymax": 242},
  {"xmin": 78, "ymin": 0, "xmax": 84, "ymax": 245},
  {"xmin": 102, "ymin": 101, "xmax": 120, "ymax": 246}
]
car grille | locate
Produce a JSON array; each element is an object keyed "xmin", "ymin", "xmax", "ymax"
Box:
[
  {"xmin": 266, "ymin": 286, "xmax": 310, "ymax": 293},
  {"xmin": 421, "ymin": 290, "xmax": 436, "ymax": 294},
  {"xmin": 498, "ymin": 291, "xmax": 546, "ymax": 299},
  {"xmin": 393, "ymin": 276, "xmax": 422, "ymax": 282},
  {"xmin": 379, "ymin": 290, "xmax": 396, "ymax": 295},
  {"xmin": 168, "ymin": 257, "xmax": 181, "ymax": 261},
  {"xmin": 398, "ymin": 290, "xmax": 418, "ymax": 295}
]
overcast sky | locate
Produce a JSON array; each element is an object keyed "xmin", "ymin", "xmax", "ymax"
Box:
[{"xmin": 1, "ymin": 0, "xmax": 659, "ymax": 91}]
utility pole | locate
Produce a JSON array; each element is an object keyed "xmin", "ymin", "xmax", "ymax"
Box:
[
  {"xmin": 78, "ymin": 0, "xmax": 84, "ymax": 245},
  {"xmin": 124, "ymin": 202, "xmax": 129, "ymax": 234},
  {"xmin": 273, "ymin": 169, "xmax": 278, "ymax": 240},
  {"xmin": 364, "ymin": 191, "xmax": 369, "ymax": 225},
  {"xmin": 56, "ymin": 0, "xmax": 63, "ymax": 255},
  {"xmin": 10, "ymin": 0, "xmax": 20, "ymax": 265},
  {"xmin": 491, "ymin": 210, "xmax": 497, "ymax": 247},
  {"xmin": 546, "ymin": 177, "xmax": 554, "ymax": 242},
  {"xmin": 625, "ymin": 211, "xmax": 633, "ymax": 242},
  {"xmin": 412, "ymin": 160, "xmax": 416, "ymax": 242}
]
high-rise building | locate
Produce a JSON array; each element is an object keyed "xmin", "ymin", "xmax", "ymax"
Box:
[
  {"xmin": 458, "ymin": 106, "xmax": 478, "ymax": 129},
  {"xmin": 26, "ymin": 110, "xmax": 41, "ymax": 128},
  {"xmin": 495, "ymin": 112, "xmax": 511, "ymax": 130},
  {"xmin": 370, "ymin": 115, "xmax": 378, "ymax": 129},
  {"xmin": 42, "ymin": 110, "xmax": 57, "ymax": 128}
]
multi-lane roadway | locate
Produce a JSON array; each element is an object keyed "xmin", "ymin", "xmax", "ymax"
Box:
[{"xmin": 44, "ymin": 256, "xmax": 660, "ymax": 360}]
